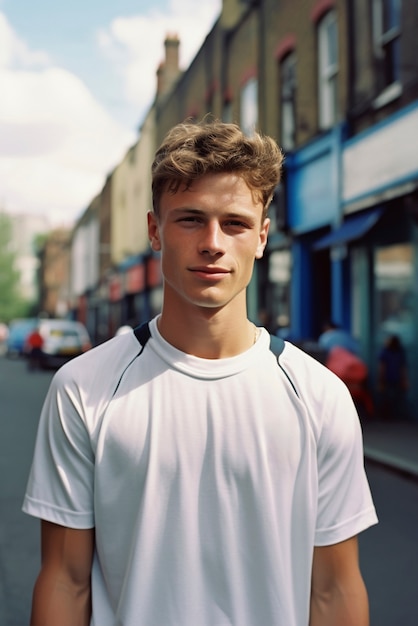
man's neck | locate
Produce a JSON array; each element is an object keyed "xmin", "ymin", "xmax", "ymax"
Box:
[{"xmin": 157, "ymin": 306, "xmax": 256, "ymax": 359}]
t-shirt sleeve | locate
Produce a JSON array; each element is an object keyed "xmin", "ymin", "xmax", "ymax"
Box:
[
  {"xmin": 314, "ymin": 375, "xmax": 378, "ymax": 546},
  {"xmin": 22, "ymin": 368, "xmax": 95, "ymax": 529}
]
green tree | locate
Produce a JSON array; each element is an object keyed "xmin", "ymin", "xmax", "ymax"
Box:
[{"xmin": 0, "ymin": 212, "xmax": 31, "ymax": 322}]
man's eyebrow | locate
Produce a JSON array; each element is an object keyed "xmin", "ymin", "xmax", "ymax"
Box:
[
  {"xmin": 171, "ymin": 207, "xmax": 256, "ymax": 220},
  {"xmin": 171, "ymin": 207, "xmax": 204, "ymax": 214}
]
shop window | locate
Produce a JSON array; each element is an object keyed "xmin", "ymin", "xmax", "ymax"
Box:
[
  {"xmin": 372, "ymin": 0, "xmax": 401, "ymax": 100},
  {"xmin": 240, "ymin": 77, "xmax": 258, "ymax": 136},
  {"xmin": 374, "ymin": 243, "xmax": 414, "ymax": 348},
  {"xmin": 280, "ymin": 52, "xmax": 297, "ymax": 151},
  {"xmin": 317, "ymin": 10, "xmax": 338, "ymax": 130}
]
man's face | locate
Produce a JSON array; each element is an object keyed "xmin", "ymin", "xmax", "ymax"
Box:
[{"xmin": 148, "ymin": 172, "xmax": 269, "ymax": 312}]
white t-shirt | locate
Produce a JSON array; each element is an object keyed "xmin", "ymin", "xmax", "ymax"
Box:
[{"xmin": 23, "ymin": 317, "xmax": 377, "ymax": 626}]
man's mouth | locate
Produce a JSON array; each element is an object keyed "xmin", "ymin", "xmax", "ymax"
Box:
[{"xmin": 189, "ymin": 266, "xmax": 230, "ymax": 279}]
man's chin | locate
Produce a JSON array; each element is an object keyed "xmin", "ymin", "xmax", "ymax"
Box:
[{"xmin": 191, "ymin": 298, "xmax": 229, "ymax": 310}]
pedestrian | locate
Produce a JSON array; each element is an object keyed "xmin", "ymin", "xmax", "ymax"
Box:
[
  {"xmin": 377, "ymin": 334, "xmax": 409, "ymax": 420},
  {"xmin": 318, "ymin": 319, "xmax": 360, "ymax": 355},
  {"xmin": 23, "ymin": 120, "xmax": 377, "ymax": 626},
  {"xmin": 326, "ymin": 345, "xmax": 375, "ymax": 417},
  {"xmin": 25, "ymin": 326, "xmax": 44, "ymax": 370}
]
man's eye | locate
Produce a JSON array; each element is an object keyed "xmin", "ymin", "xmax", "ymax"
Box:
[
  {"xmin": 178, "ymin": 216, "xmax": 200, "ymax": 223},
  {"xmin": 225, "ymin": 220, "xmax": 248, "ymax": 228}
]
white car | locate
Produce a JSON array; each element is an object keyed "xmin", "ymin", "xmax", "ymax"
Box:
[{"xmin": 27, "ymin": 319, "xmax": 92, "ymax": 369}]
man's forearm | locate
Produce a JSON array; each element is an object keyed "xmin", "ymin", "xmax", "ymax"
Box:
[
  {"xmin": 30, "ymin": 570, "xmax": 91, "ymax": 626},
  {"xmin": 309, "ymin": 584, "xmax": 369, "ymax": 626}
]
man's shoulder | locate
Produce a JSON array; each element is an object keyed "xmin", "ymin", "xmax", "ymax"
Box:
[
  {"xmin": 280, "ymin": 340, "xmax": 327, "ymax": 368},
  {"xmin": 279, "ymin": 340, "xmax": 349, "ymax": 397},
  {"xmin": 52, "ymin": 331, "xmax": 145, "ymax": 394}
]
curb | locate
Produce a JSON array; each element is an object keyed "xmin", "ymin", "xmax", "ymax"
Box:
[{"xmin": 364, "ymin": 447, "xmax": 418, "ymax": 481}]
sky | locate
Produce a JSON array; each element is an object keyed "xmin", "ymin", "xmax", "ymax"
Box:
[{"xmin": 0, "ymin": 0, "xmax": 221, "ymax": 227}]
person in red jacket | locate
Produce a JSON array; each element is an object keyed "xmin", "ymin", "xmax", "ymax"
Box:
[
  {"xmin": 326, "ymin": 345, "xmax": 375, "ymax": 417},
  {"xmin": 26, "ymin": 327, "xmax": 44, "ymax": 370}
]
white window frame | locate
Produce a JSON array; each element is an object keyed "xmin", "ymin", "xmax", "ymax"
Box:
[
  {"xmin": 280, "ymin": 52, "xmax": 297, "ymax": 151},
  {"xmin": 318, "ymin": 10, "xmax": 338, "ymax": 130},
  {"xmin": 372, "ymin": 0, "xmax": 401, "ymax": 96}
]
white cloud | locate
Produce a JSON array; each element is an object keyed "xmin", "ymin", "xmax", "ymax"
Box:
[
  {"xmin": 97, "ymin": 0, "xmax": 221, "ymax": 124},
  {"xmin": 0, "ymin": 12, "xmax": 135, "ymax": 225},
  {"xmin": 0, "ymin": 1, "xmax": 221, "ymax": 227},
  {"xmin": 0, "ymin": 13, "xmax": 49, "ymax": 69}
]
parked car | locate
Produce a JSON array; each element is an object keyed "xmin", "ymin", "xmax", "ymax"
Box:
[
  {"xmin": 24, "ymin": 319, "xmax": 92, "ymax": 369},
  {"xmin": 6, "ymin": 318, "xmax": 39, "ymax": 357}
]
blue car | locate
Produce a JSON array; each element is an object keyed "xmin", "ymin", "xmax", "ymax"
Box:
[{"xmin": 6, "ymin": 318, "xmax": 39, "ymax": 357}]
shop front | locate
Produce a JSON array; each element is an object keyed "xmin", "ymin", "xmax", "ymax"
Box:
[
  {"xmin": 285, "ymin": 125, "xmax": 344, "ymax": 341},
  {"xmin": 340, "ymin": 102, "xmax": 418, "ymax": 415}
]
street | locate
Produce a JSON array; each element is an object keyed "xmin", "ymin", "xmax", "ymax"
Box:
[
  {"xmin": 0, "ymin": 357, "xmax": 53, "ymax": 626},
  {"xmin": 360, "ymin": 462, "xmax": 418, "ymax": 625},
  {"xmin": 1, "ymin": 356, "xmax": 418, "ymax": 625}
]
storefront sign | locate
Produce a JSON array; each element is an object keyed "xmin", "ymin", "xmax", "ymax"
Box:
[
  {"xmin": 286, "ymin": 126, "xmax": 341, "ymax": 232},
  {"xmin": 343, "ymin": 103, "xmax": 418, "ymax": 212}
]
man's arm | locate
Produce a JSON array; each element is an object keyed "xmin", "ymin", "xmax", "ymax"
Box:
[
  {"xmin": 310, "ymin": 535, "xmax": 369, "ymax": 626},
  {"xmin": 30, "ymin": 520, "xmax": 95, "ymax": 626}
]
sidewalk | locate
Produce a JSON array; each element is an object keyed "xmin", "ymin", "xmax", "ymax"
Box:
[{"xmin": 362, "ymin": 418, "xmax": 418, "ymax": 480}]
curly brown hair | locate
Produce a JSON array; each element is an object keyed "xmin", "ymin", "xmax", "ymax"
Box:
[{"xmin": 152, "ymin": 119, "xmax": 283, "ymax": 218}]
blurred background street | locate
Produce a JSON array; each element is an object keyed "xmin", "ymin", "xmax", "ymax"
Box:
[{"xmin": 1, "ymin": 354, "xmax": 418, "ymax": 626}]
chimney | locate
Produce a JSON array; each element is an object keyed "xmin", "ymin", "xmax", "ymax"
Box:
[
  {"xmin": 165, "ymin": 33, "xmax": 180, "ymax": 73},
  {"xmin": 156, "ymin": 33, "xmax": 181, "ymax": 99}
]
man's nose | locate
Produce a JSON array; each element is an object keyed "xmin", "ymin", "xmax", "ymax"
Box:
[{"xmin": 198, "ymin": 222, "xmax": 225, "ymax": 255}]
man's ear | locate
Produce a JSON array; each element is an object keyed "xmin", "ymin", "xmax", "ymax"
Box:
[
  {"xmin": 255, "ymin": 218, "xmax": 270, "ymax": 259},
  {"xmin": 148, "ymin": 212, "xmax": 161, "ymax": 251}
]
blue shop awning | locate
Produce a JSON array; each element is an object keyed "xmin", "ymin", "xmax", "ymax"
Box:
[{"xmin": 313, "ymin": 208, "xmax": 383, "ymax": 250}]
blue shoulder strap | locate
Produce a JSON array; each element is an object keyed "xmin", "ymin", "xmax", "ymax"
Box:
[
  {"xmin": 109, "ymin": 322, "xmax": 151, "ymax": 397},
  {"xmin": 269, "ymin": 333, "xmax": 285, "ymax": 357},
  {"xmin": 134, "ymin": 321, "xmax": 151, "ymax": 347},
  {"xmin": 269, "ymin": 333, "xmax": 299, "ymax": 398}
]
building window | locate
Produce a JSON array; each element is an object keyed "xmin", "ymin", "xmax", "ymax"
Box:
[
  {"xmin": 240, "ymin": 77, "xmax": 258, "ymax": 136},
  {"xmin": 280, "ymin": 52, "xmax": 297, "ymax": 151},
  {"xmin": 373, "ymin": 0, "xmax": 401, "ymax": 93},
  {"xmin": 318, "ymin": 10, "xmax": 338, "ymax": 130}
]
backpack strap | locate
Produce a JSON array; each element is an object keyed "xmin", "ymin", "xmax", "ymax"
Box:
[
  {"xmin": 269, "ymin": 333, "xmax": 300, "ymax": 398},
  {"xmin": 133, "ymin": 321, "xmax": 151, "ymax": 347}
]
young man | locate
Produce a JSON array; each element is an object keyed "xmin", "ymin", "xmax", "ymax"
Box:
[{"xmin": 23, "ymin": 120, "xmax": 377, "ymax": 626}]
